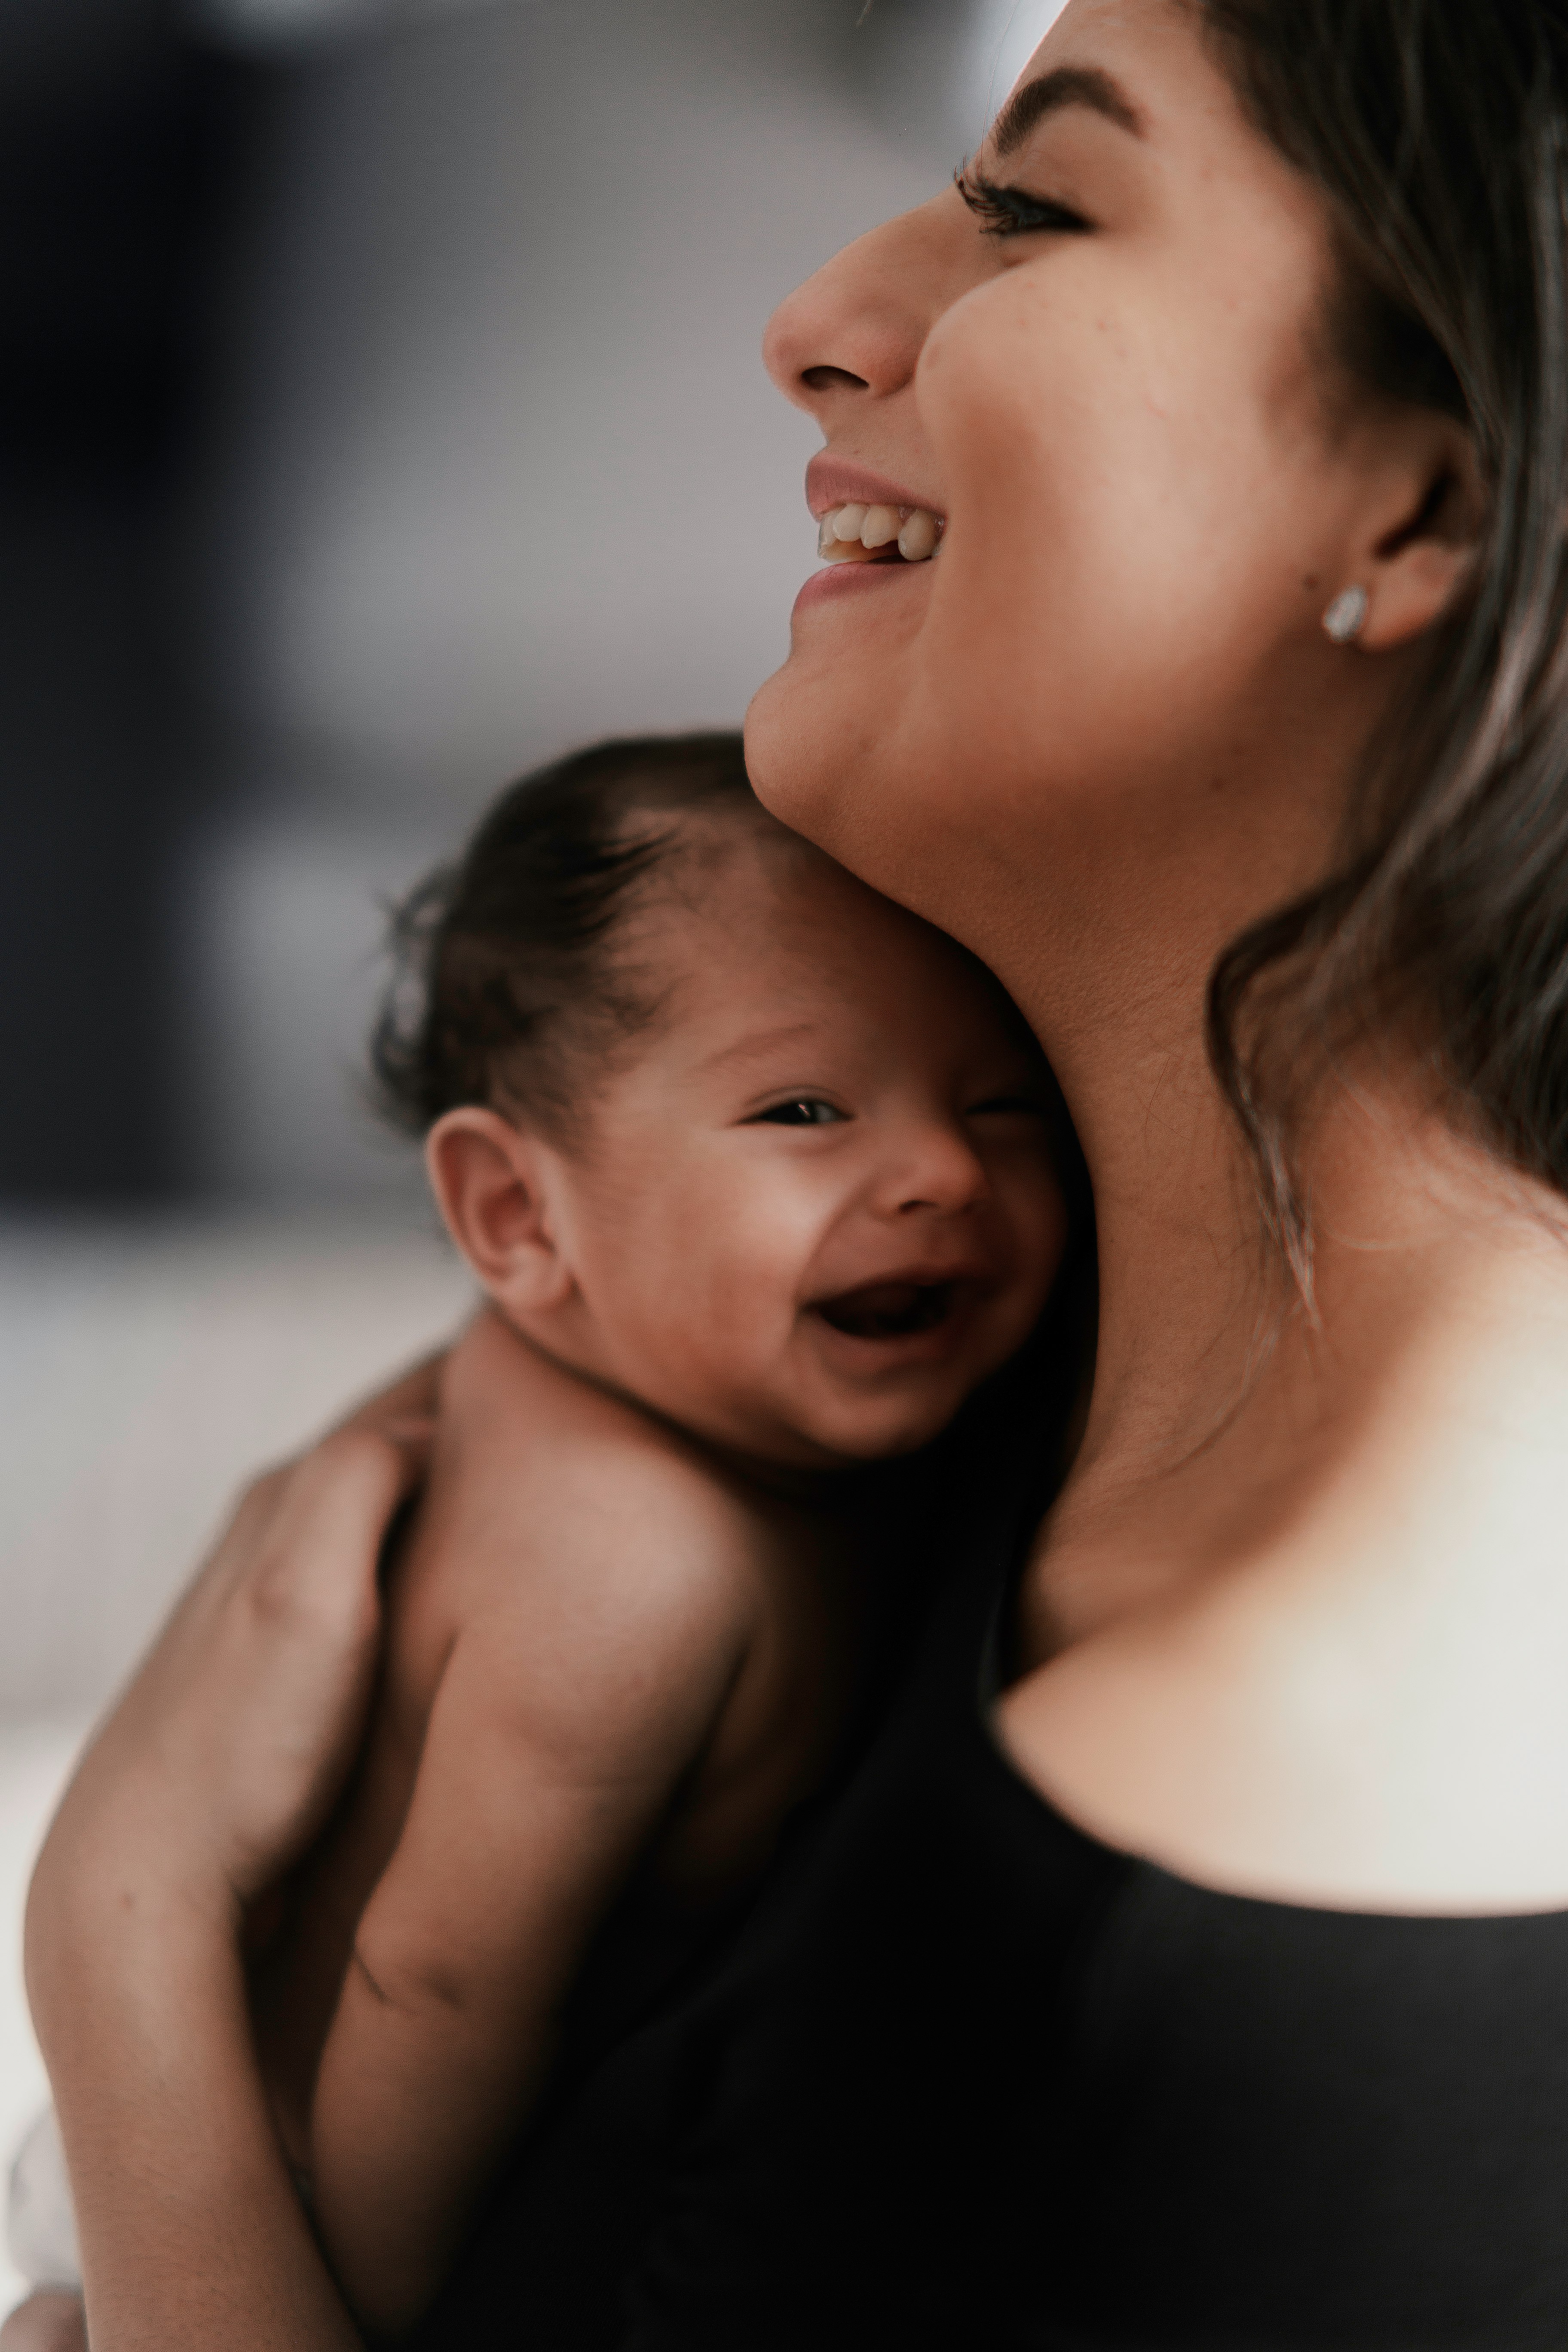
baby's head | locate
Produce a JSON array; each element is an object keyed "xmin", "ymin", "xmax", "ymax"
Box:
[{"xmin": 376, "ymin": 734, "xmax": 1070, "ymax": 1472}]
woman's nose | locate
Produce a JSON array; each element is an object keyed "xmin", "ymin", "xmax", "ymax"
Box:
[{"xmin": 761, "ymin": 193, "xmax": 972, "ymax": 421}]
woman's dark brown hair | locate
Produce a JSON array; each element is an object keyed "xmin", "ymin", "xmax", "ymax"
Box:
[{"xmin": 1200, "ymin": 0, "xmax": 1568, "ymax": 1287}]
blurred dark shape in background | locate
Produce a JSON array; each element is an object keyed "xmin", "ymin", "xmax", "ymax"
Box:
[
  {"xmin": 0, "ymin": 0, "xmax": 1051, "ymax": 1210},
  {"xmin": 0, "ymin": 0, "xmax": 251, "ymax": 1197}
]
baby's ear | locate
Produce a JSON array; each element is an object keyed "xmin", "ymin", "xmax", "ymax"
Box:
[{"xmin": 425, "ymin": 1108, "xmax": 576, "ymax": 1314}]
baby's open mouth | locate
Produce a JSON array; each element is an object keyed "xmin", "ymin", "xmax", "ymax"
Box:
[
  {"xmin": 816, "ymin": 1280, "xmax": 957, "ymax": 1340},
  {"xmin": 817, "ymin": 503, "xmax": 944, "ymax": 567}
]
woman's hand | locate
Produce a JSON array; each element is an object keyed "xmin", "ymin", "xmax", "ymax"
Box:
[
  {"xmin": 31, "ymin": 1357, "xmax": 437, "ymax": 1952},
  {"xmin": 20, "ymin": 1357, "xmax": 438, "ymax": 2352}
]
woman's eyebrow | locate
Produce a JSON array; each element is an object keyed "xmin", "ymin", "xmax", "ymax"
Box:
[{"xmin": 990, "ymin": 65, "xmax": 1147, "ymax": 159}]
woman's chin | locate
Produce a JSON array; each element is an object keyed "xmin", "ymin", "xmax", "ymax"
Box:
[
  {"xmin": 745, "ymin": 658, "xmax": 871, "ymax": 861},
  {"xmin": 745, "ymin": 656, "xmax": 966, "ymax": 926},
  {"xmin": 747, "ymin": 600, "xmax": 921, "ymax": 839}
]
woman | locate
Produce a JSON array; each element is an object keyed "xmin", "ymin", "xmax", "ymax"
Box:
[{"xmin": 13, "ymin": 0, "xmax": 1568, "ymax": 2342}]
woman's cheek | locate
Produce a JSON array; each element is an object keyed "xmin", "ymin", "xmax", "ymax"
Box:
[
  {"xmin": 920, "ymin": 299, "xmax": 1120, "ymax": 665},
  {"xmin": 921, "ymin": 307, "xmax": 1280, "ymax": 793},
  {"xmin": 924, "ymin": 255, "xmax": 1231, "ymax": 583}
]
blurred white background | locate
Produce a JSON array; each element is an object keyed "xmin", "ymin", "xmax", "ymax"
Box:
[{"xmin": 0, "ymin": 0, "xmax": 1063, "ymax": 2307}]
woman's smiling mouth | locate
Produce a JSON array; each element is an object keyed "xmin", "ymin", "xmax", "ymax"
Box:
[
  {"xmin": 803, "ymin": 457, "xmax": 948, "ymax": 582},
  {"xmin": 816, "ymin": 503, "xmax": 943, "ymax": 566}
]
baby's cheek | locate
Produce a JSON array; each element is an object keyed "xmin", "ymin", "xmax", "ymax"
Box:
[
  {"xmin": 1006, "ymin": 1164, "xmax": 1071, "ymax": 1286},
  {"xmin": 656, "ymin": 1243, "xmax": 789, "ymax": 1386}
]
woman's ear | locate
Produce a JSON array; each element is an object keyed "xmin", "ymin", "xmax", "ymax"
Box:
[
  {"xmin": 425, "ymin": 1107, "xmax": 577, "ymax": 1314},
  {"xmin": 1354, "ymin": 415, "xmax": 1485, "ymax": 653}
]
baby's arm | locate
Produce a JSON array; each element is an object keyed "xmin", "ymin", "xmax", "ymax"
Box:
[{"xmin": 307, "ymin": 1471, "xmax": 758, "ymax": 2339}]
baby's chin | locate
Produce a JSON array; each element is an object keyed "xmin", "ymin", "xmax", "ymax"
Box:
[
  {"xmin": 787, "ymin": 1389, "xmax": 978, "ymax": 1468},
  {"xmin": 698, "ymin": 1387, "xmax": 964, "ymax": 1479}
]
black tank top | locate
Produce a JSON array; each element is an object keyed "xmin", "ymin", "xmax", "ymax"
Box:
[{"xmin": 413, "ymin": 1358, "xmax": 1568, "ymax": 2351}]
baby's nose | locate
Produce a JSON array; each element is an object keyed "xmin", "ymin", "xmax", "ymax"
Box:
[{"xmin": 884, "ymin": 1124, "xmax": 988, "ymax": 1216}]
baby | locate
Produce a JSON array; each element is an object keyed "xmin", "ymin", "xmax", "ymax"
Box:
[{"xmin": 10, "ymin": 732, "xmax": 1068, "ymax": 2337}]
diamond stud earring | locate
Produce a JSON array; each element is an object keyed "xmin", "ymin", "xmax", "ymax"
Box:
[{"xmin": 1323, "ymin": 586, "xmax": 1369, "ymax": 645}]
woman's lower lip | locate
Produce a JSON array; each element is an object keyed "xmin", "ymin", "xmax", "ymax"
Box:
[{"xmin": 791, "ymin": 560, "xmax": 925, "ymax": 620}]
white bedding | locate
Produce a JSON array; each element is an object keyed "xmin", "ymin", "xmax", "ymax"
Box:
[
  {"xmin": 0, "ymin": 1212, "xmax": 474, "ymax": 2317},
  {"xmin": 0, "ymin": 1715, "xmax": 94, "ymax": 2315}
]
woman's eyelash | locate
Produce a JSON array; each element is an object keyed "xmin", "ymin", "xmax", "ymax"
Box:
[{"xmin": 955, "ymin": 169, "xmax": 1091, "ymax": 240}]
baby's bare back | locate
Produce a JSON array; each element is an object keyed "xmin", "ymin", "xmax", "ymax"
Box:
[{"xmin": 255, "ymin": 1311, "xmax": 863, "ymax": 2334}]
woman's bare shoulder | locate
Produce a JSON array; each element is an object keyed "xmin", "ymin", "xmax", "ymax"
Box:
[{"xmin": 995, "ymin": 1532, "xmax": 1568, "ymax": 1917}]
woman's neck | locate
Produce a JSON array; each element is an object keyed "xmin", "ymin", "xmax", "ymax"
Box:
[
  {"xmin": 1016, "ymin": 958, "xmax": 1568, "ymax": 1642},
  {"xmin": 1029, "ymin": 941, "xmax": 1276, "ymax": 1475}
]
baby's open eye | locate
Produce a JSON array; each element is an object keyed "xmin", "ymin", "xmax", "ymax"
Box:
[{"xmin": 752, "ymin": 1098, "xmax": 849, "ymax": 1127}]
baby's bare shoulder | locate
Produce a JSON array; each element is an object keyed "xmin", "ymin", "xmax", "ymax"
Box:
[
  {"xmin": 432, "ymin": 1312, "xmax": 776, "ymax": 1666},
  {"xmin": 426, "ymin": 1454, "xmax": 767, "ymax": 1798}
]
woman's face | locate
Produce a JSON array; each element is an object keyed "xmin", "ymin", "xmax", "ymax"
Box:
[{"xmin": 747, "ymin": 0, "xmax": 1386, "ymax": 979}]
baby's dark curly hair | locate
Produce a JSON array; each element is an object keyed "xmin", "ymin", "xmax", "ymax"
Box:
[{"xmin": 371, "ymin": 732, "xmax": 756, "ymax": 1137}]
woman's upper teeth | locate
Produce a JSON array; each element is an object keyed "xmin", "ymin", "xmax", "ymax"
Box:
[{"xmin": 817, "ymin": 502, "xmax": 943, "ymax": 564}]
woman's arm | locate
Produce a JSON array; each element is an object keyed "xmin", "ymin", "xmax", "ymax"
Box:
[
  {"xmin": 21, "ymin": 1366, "xmax": 435, "ymax": 2352},
  {"xmin": 36, "ymin": 1866, "xmax": 360, "ymax": 2352}
]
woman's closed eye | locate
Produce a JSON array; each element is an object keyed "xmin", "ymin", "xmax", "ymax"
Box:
[
  {"xmin": 750, "ymin": 1097, "xmax": 851, "ymax": 1127},
  {"xmin": 956, "ymin": 169, "xmax": 1092, "ymax": 241}
]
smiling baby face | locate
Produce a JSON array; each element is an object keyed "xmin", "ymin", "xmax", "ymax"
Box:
[{"xmin": 505, "ymin": 811, "xmax": 1070, "ymax": 1470}]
